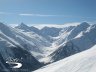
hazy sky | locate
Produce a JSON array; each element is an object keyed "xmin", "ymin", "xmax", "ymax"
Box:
[{"xmin": 0, "ymin": 0, "xmax": 96, "ymax": 24}]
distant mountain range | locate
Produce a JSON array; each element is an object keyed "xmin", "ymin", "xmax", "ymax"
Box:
[{"xmin": 0, "ymin": 22, "xmax": 96, "ymax": 72}]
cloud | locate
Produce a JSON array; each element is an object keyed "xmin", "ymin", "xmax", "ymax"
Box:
[
  {"xmin": 0, "ymin": 12, "xmax": 13, "ymax": 15},
  {"xmin": 19, "ymin": 14, "xmax": 96, "ymax": 19},
  {"xmin": 32, "ymin": 22, "xmax": 80, "ymax": 29},
  {"xmin": 9, "ymin": 24, "xmax": 18, "ymax": 27},
  {"xmin": 19, "ymin": 13, "xmax": 58, "ymax": 17},
  {"xmin": 0, "ymin": 12, "xmax": 8, "ymax": 14},
  {"xmin": 0, "ymin": 12, "xmax": 96, "ymax": 20},
  {"xmin": 0, "ymin": 12, "xmax": 57, "ymax": 17}
]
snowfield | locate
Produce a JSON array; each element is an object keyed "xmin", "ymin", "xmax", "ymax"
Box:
[{"xmin": 34, "ymin": 45, "xmax": 96, "ymax": 72}]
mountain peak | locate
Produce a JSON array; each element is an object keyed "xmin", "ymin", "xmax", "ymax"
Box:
[
  {"xmin": 79, "ymin": 22, "xmax": 90, "ymax": 27},
  {"xmin": 19, "ymin": 22, "xmax": 28, "ymax": 28},
  {"xmin": 15, "ymin": 23, "xmax": 29, "ymax": 30},
  {"xmin": 75, "ymin": 22, "xmax": 90, "ymax": 30}
]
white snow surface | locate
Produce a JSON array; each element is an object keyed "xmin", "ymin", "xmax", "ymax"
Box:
[{"xmin": 34, "ymin": 45, "xmax": 96, "ymax": 72}]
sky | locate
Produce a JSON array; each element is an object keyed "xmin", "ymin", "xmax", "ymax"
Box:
[{"xmin": 0, "ymin": 0, "xmax": 96, "ymax": 25}]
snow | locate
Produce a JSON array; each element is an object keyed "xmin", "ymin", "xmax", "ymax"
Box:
[
  {"xmin": 34, "ymin": 45, "xmax": 96, "ymax": 72},
  {"xmin": 13, "ymin": 22, "xmax": 96, "ymax": 63},
  {"xmin": 0, "ymin": 37, "xmax": 14, "ymax": 60},
  {"xmin": 1, "ymin": 22, "xmax": 96, "ymax": 63},
  {"xmin": 53, "ymin": 22, "xmax": 89, "ymax": 46},
  {"xmin": 0, "ymin": 22, "xmax": 96, "ymax": 72},
  {"xmin": 0, "ymin": 23, "xmax": 52, "ymax": 60},
  {"xmin": 6, "ymin": 61, "xmax": 22, "ymax": 68},
  {"xmin": 48, "ymin": 22, "xmax": 96, "ymax": 63},
  {"xmin": 75, "ymin": 32, "xmax": 83, "ymax": 38}
]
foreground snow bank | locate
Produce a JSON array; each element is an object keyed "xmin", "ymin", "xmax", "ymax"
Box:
[{"xmin": 34, "ymin": 45, "xmax": 96, "ymax": 72}]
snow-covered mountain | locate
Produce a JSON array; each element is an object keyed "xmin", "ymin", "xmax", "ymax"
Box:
[
  {"xmin": 16, "ymin": 23, "xmax": 40, "ymax": 33},
  {"xmin": 0, "ymin": 39, "xmax": 42, "ymax": 72},
  {"xmin": 42, "ymin": 22, "xmax": 96, "ymax": 63},
  {"xmin": 1, "ymin": 22, "xmax": 96, "ymax": 72},
  {"xmin": 53, "ymin": 22, "xmax": 90, "ymax": 46},
  {"xmin": 1, "ymin": 23, "xmax": 53, "ymax": 60},
  {"xmin": 13, "ymin": 22, "xmax": 96, "ymax": 63},
  {"xmin": 15, "ymin": 23, "xmax": 65, "ymax": 59},
  {"xmin": 16, "ymin": 23, "xmax": 63, "ymax": 42},
  {"xmin": 34, "ymin": 45, "xmax": 96, "ymax": 72},
  {"xmin": 0, "ymin": 23, "xmax": 43, "ymax": 71}
]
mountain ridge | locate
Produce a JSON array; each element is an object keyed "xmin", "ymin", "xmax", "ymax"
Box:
[{"xmin": 0, "ymin": 22, "xmax": 96, "ymax": 72}]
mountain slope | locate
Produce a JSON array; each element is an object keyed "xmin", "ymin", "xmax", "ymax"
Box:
[
  {"xmin": 54, "ymin": 22, "xmax": 89, "ymax": 46},
  {"xmin": 0, "ymin": 39, "xmax": 42, "ymax": 72},
  {"xmin": 40, "ymin": 27, "xmax": 62, "ymax": 37},
  {"xmin": 0, "ymin": 23, "xmax": 52, "ymax": 60},
  {"xmin": 47, "ymin": 23, "xmax": 96, "ymax": 62},
  {"xmin": 1, "ymin": 22, "xmax": 95, "ymax": 71},
  {"xmin": 34, "ymin": 45, "xmax": 96, "ymax": 72},
  {"xmin": 0, "ymin": 36, "xmax": 42, "ymax": 72},
  {"xmin": 16, "ymin": 23, "xmax": 40, "ymax": 33},
  {"xmin": 0, "ymin": 23, "xmax": 43, "ymax": 71},
  {"xmin": 14, "ymin": 22, "xmax": 96, "ymax": 64}
]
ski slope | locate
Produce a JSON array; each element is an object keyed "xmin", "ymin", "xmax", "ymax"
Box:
[{"xmin": 34, "ymin": 45, "xmax": 96, "ymax": 72}]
